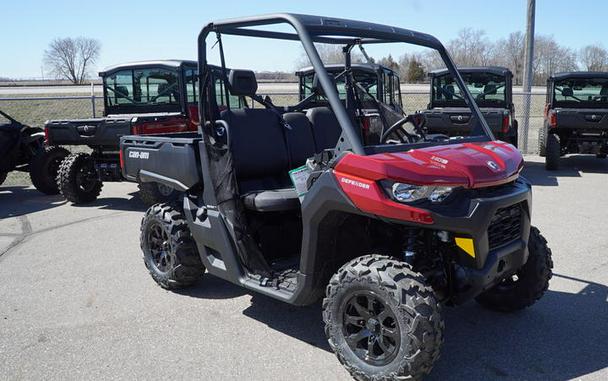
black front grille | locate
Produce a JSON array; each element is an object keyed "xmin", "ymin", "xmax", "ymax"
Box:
[{"xmin": 488, "ymin": 203, "xmax": 522, "ymax": 250}]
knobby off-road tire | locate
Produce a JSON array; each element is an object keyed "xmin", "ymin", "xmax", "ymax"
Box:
[
  {"xmin": 57, "ymin": 153, "xmax": 103, "ymax": 204},
  {"xmin": 537, "ymin": 127, "xmax": 546, "ymax": 157},
  {"xmin": 29, "ymin": 146, "xmax": 69, "ymax": 195},
  {"xmin": 137, "ymin": 180, "xmax": 178, "ymax": 206},
  {"xmin": 0, "ymin": 172, "xmax": 7, "ymax": 186},
  {"xmin": 323, "ymin": 255, "xmax": 444, "ymax": 381},
  {"xmin": 475, "ymin": 227, "xmax": 553, "ymax": 313},
  {"xmin": 140, "ymin": 203, "xmax": 205, "ymax": 289},
  {"xmin": 545, "ymin": 133, "xmax": 560, "ymax": 170}
]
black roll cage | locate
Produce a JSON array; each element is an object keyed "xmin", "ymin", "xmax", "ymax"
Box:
[{"xmin": 197, "ymin": 13, "xmax": 493, "ymax": 155}]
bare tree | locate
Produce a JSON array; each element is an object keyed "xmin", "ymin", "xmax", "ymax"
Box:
[
  {"xmin": 579, "ymin": 44, "xmax": 608, "ymax": 71},
  {"xmin": 44, "ymin": 37, "xmax": 101, "ymax": 84},
  {"xmin": 495, "ymin": 32, "xmax": 525, "ymax": 85},
  {"xmin": 533, "ymin": 35, "xmax": 578, "ymax": 85},
  {"xmin": 447, "ymin": 28, "xmax": 495, "ymax": 67}
]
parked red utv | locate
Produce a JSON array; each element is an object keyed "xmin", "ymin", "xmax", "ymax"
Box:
[
  {"xmin": 44, "ymin": 60, "xmax": 231, "ymax": 205},
  {"xmin": 120, "ymin": 14, "xmax": 553, "ymax": 380}
]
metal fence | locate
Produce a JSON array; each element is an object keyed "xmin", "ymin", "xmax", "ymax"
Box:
[{"xmin": 0, "ymin": 88, "xmax": 545, "ymax": 186}]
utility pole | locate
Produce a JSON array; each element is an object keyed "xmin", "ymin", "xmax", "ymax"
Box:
[{"xmin": 520, "ymin": 0, "xmax": 535, "ymax": 153}]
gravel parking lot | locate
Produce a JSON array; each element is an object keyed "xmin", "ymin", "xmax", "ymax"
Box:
[{"xmin": 1, "ymin": 155, "xmax": 607, "ymax": 381}]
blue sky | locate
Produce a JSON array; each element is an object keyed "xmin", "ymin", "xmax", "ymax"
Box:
[{"xmin": 2, "ymin": 0, "xmax": 606, "ymax": 78}]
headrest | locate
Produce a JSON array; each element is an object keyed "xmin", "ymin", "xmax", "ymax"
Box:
[
  {"xmin": 443, "ymin": 85, "xmax": 454, "ymax": 100},
  {"xmin": 228, "ymin": 69, "xmax": 257, "ymax": 96},
  {"xmin": 561, "ymin": 87, "xmax": 574, "ymax": 97},
  {"xmin": 600, "ymin": 86, "xmax": 608, "ymax": 96},
  {"xmin": 311, "ymin": 73, "xmax": 337, "ymax": 97},
  {"xmin": 483, "ymin": 84, "xmax": 497, "ymax": 95}
]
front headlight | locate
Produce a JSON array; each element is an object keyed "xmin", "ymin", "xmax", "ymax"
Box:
[{"xmin": 384, "ymin": 181, "xmax": 455, "ymax": 203}]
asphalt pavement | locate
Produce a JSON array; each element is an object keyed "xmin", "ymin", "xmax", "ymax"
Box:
[{"xmin": 0, "ymin": 155, "xmax": 607, "ymax": 380}]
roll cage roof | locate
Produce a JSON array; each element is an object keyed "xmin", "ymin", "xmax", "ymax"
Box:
[
  {"xmin": 549, "ymin": 71, "xmax": 608, "ymax": 82},
  {"xmin": 429, "ymin": 66, "xmax": 513, "ymax": 78},
  {"xmin": 99, "ymin": 60, "xmax": 197, "ymax": 77},
  {"xmin": 197, "ymin": 13, "xmax": 492, "ymax": 155},
  {"xmin": 296, "ymin": 63, "xmax": 399, "ymax": 77}
]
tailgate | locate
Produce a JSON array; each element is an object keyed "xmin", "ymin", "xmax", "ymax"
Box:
[
  {"xmin": 555, "ymin": 108, "xmax": 608, "ymax": 130},
  {"xmin": 423, "ymin": 108, "xmax": 505, "ymax": 136},
  {"xmin": 45, "ymin": 117, "xmax": 131, "ymax": 147},
  {"xmin": 120, "ymin": 133, "xmax": 202, "ymax": 191}
]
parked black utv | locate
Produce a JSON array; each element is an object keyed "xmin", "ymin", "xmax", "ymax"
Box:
[
  {"xmin": 423, "ymin": 67, "xmax": 518, "ymax": 146},
  {"xmin": 295, "ymin": 63, "xmax": 404, "ymax": 144},
  {"xmin": 539, "ymin": 71, "xmax": 608, "ymax": 169},
  {"xmin": 0, "ymin": 110, "xmax": 68, "ymax": 193}
]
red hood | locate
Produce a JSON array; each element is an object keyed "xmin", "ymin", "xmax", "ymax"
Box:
[{"xmin": 334, "ymin": 141, "xmax": 523, "ymax": 188}]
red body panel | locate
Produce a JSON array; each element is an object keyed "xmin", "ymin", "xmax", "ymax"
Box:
[
  {"xmin": 333, "ymin": 141, "xmax": 523, "ymax": 223},
  {"xmin": 334, "ymin": 171, "xmax": 434, "ymax": 224},
  {"xmin": 131, "ymin": 105, "xmax": 199, "ymax": 135},
  {"xmin": 334, "ymin": 141, "xmax": 523, "ymax": 188}
]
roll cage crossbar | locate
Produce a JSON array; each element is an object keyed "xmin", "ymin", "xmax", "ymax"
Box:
[{"xmin": 197, "ymin": 13, "xmax": 493, "ymax": 156}]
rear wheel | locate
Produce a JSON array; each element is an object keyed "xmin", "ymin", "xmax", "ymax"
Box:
[
  {"xmin": 140, "ymin": 203, "xmax": 205, "ymax": 289},
  {"xmin": 475, "ymin": 227, "xmax": 553, "ymax": 312},
  {"xmin": 137, "ymin": 180, "xmax": 178, "ymax": 206},
  {"xmin": 537, "ymin": 128, "xmax": 546, "ymax": 157},
  {"xmin": 29, "ymin": 146, "xmax": 69, "ymax": 195},
  {"xmin": 0, "ymin": 172, "xmax": 7, "ymax": 186},
  {"xmin": 545, "ymin": 133, "xmax": 560, "ymax": 170},
  {"xmin": 323, "ymin": 255, "xmax": 443, "ymax": 381},
  {"xmin": 57, "ymin": 153, "xmax": 103, "ymax": 204}
]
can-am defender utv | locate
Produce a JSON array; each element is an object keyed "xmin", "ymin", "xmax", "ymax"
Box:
[
  {"xmin": 539, "ymin": 71, "xmax": 608, "ymax": 170},
  {"xmin": 423, "ymin": 67, "xmax": 519, "ymax": 146},
  {"xmin": 0, "ymin": 110, "xmax": 68, "ymax": 193},
  {"xmin": 120, "ymin": 14, "xmax": 553, "ymax": 381},
  {"xmin": 45, "ymin": 60, "xmax": 223, "ymax": 205}
]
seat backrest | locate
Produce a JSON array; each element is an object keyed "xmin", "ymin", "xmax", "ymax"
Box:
[
  {"xmin": 221, "ymin": 108, "xmax": 288, "ymax": 180},
  {"xmin": 306, "ymin": 107, "xmax": 342, "ymax": 152},
  {"xmin": 283, "ymin": 112, "xmax": 316, "ymax": 167}
]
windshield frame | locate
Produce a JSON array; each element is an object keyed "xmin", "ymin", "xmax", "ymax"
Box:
[{"xmin": 197, "ymin": 13, "xmax": 494, "ymax": 155}]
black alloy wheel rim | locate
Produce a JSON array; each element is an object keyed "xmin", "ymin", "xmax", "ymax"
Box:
[
  {"xmin": 341, "ymin": 290, "xmax": 401, "ymax": 366},
  {"xmin": 76, "ymin": 162, "xmax": 98, "ymax": 192},
  {"xmin": 147, "ymin": 222, "xmax": 172, "ymax": 273}
]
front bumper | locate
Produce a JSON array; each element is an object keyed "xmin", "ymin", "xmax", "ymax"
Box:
[{"xmin": 427, "ymin": 178, "xmax": 532, "ymax": 303}]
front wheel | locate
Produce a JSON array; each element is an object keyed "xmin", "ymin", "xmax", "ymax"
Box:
[
  {"xmin": 140, "ymin": 203, "xmax": 205, "ymax": 289},
  {"xmin": 57, "ymin": 153, "xmax": 103, "ymax": 204},
  {"xmin": 29, "ymin": 146, "xmax": 69, "ymax": 195},
  {"xmin": 475, "ymin": 226, "xmax": 553, "ymax": 312},
  {"xmin": 323, "ymin": 255, "xmax": 443, "ymax": 381}
]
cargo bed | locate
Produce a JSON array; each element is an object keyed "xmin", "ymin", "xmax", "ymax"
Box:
[{"xmin": 120, "ymin": 132, "xmax": 202, "ymax": 191}]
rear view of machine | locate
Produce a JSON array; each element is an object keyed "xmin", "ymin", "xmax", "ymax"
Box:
[
  {"xmin": 44, "ymin": 60, "xmax": 201, "ymax": 204},
  {"xmin": 423, "ymin": 67, "xmax": 518, "ymax": 146},
  {"xmin": 539, "ymin": 71, "xmax": 608, "ymax": 169}
]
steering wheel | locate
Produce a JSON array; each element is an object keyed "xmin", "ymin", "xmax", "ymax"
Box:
[{"xmin": 380, "ymin": 114, "xmax": 424, "ymax": 144}]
